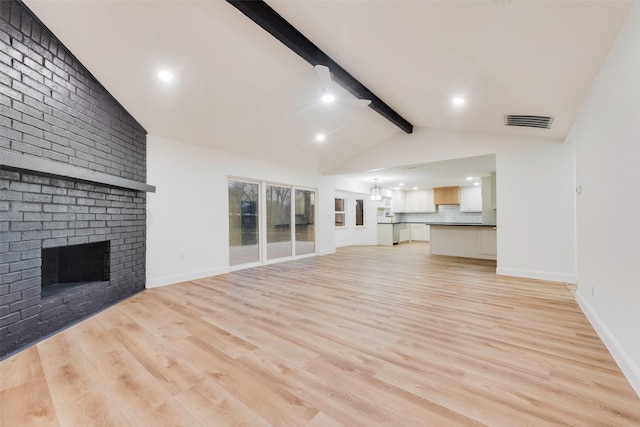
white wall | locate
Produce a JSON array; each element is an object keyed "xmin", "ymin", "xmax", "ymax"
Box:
[
  {"xmin": 327, "ymin": 176, "xmax": 380, "ymax": 247},
  {"xmin": 570, "ymin": 1, "xmax": 640, "ymax": 395},
  {"xmin": 334, "ymin": 191, "xmax": 378, "ymax": 248},
  {"xmin": 325, "ymin": 127, "xmax": 562, "ymax": 175},
  {"xmin": 328, "ymin": 128, "xmax": 577, "ymax": 283},
  {"xmin": 146, "ymin": 136, "xmax": 334, "ymax": 287},
  {"xmin": 496, "ymin": 142, "xmax": 576, "ymax": 282}
]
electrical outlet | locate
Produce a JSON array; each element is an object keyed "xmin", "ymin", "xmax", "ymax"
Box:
[{"xmin": 179, "ymin": 253, "xmax": 186, "ymax": 261}]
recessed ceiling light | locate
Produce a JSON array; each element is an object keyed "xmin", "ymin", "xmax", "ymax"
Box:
[
  {"xmin": 399, "ymin": 183, "xmax": 404, "ymax": 186},
  {"xmin": 452, "ymin": 97, "xmax": 465, "ymax": 106},
  {"xmin": 413, "ymin": 187, "xmax": 418, "ymax": 190},
  {"xmin": 393, "ymin": 187, "xmax": 400, "ymax": 190},
  {"xmin": 367, "ymin": 168, "xmax": 385, "ymax": 172},
  {"xmin": 321, "ymin": 93, "xmax": 335, "ymax": 103},
  {"xmin": 315, "ymin": 134, "xmax": 326, "ymax": 142},
  {"xmin": 466, "ymin": 176, "xmax": 473, "ymax": 180},
  {"xmin": 158, "ymin": 70, "xmax": 173, "ymax": 82},
  {"xmin": 474, "ymin": 182, "xmax": 480, "ymax": 186}
]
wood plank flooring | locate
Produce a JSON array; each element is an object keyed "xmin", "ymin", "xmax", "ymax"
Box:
[{"xmin": 2, "ymin": 243, "xmax": 639, "ymax": 426}]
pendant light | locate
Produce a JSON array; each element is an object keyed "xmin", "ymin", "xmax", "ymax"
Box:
[{"xmin": 370, "ymin": 178, "xmax": 382, "ymax": 201}]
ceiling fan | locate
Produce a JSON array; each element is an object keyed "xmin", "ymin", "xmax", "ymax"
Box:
[{"xmin": 314, "ymin": 65, "xmax": 371, "ymax": 107}]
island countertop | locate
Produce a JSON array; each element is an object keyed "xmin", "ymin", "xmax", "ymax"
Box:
[
  {"xmin": 377, "ymin": 221, "xmax": 496, "ymax": 227},
  {"xmin": 427, "ymin": 223, "xmax": 496, "ymax": 227}
]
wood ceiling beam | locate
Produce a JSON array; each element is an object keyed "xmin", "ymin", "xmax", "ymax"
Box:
[{"xmin": 227, "ymin": 0, "xmax": 414, "ymax": 134}]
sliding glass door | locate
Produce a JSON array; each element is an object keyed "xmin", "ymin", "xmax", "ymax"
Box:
[
  {"xmin": 295, "ymin": 189, "xmax": 315, "ymax": 255},
  {"xmin": 266, "ymin": 184, "xmax": 292, "ymax": 260},
  {"xmin": 228, "ymin": 180, "xmax": 260, "ymax": 266},
  {"xmin": 229, "ymin": 179, "xmax": 316, "ymax": 266}
]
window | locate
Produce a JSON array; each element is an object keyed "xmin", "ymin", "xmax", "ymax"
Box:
[
  {"xmin": 335, "ymin": 197, "xmax": 345, "ymax": 227},
  {"xmin": 355, "ymin": 198, "xmax": 364, "ymax": 226}
]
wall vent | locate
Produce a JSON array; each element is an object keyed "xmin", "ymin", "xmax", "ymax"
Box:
[{"xmin": 504, "ymin": 115, "xmax": 554, "ymax": 129}]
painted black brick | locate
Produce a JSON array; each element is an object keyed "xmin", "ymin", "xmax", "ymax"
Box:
[
  {"xmin": 0, "ymin": 0, "xmax": 147, "ymax": 183},
  {"xmin": 0, "ymin": 170, "xmax": 146, "ymax": 356},
  {"xmin": 0, "ymin": 1, "xmax": 148, "ymax": 357}
]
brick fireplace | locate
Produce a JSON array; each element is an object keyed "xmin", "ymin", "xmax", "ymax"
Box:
[{"xmin": 1, "ymin": 1, "xmax": 154, "ymax": 356}]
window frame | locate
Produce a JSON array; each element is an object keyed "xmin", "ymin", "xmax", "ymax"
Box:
[
  {"xmin": 355, "ymin": 198, "xmax": 365, "ymax": 227},
  {"xmin": 334, "ymin": 197, "xmax": 346, "ymax": 228}
]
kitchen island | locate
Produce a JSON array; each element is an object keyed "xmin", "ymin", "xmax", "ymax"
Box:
[{"xmin": 429, "ymin": 224, "xmax": 497, "ymax": 260}]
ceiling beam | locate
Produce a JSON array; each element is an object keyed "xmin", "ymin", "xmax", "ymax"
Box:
[{"xmin": 227, "ymin": 0, "xmax": 414, "ymax": 134}]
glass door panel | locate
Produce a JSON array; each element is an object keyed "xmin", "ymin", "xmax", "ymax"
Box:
[
  {"xmin": 295, "ymin": 189, "xmax": 315, "ymax": 255},
  {"xmin": 266, "ymin": 185, "xmax": 292, "ymax": 260},
  {"xmin": 229, "ymin": 180, "xmax": 260, "ymax": 266}
]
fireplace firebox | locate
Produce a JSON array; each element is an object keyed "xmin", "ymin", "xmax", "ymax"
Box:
[{"xmin": 42, "ymin": 241, "xmax": 110, "ymax": 288}]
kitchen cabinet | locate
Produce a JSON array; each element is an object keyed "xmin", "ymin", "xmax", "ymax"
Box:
[
  {"xmin": 378, "ymin": 223, "xmax": 411, "ymax": 245},
  {"xmin": 395, "ymin": 223, "xmax": 409, "ymax": 243},
  {"xmin": 401, "ymin": 189, "xmax": 436, "ymax": 212},
  {"xmin": 460, "ymin": 185, "xmax": 482, "ymax": 212},
  {"xmin": 404, "ymin": 191, "xmax": 419, "ymax": 211},
  {"xmin": 377, "ymin": 224, "xmax": 394, "ymax": 246},
  {"xmin": 379, "ymin": 223, "xmax": 431, "ymax": 245},
  {"xmin": 410, "ymin": 223, "xmax": 430, "ymax": 241},
  {"xmin": 434, "ymin": 186, "xmax": 460, "ymax": 205},
  {"xmin": 392, "ymin": 189, "xmax": 404, "ymax": 212}
]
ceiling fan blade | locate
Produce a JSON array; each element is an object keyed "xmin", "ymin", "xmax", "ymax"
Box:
[{"xmin": 314, "ymin": 64, "xmax": 334, "ymax": 93}]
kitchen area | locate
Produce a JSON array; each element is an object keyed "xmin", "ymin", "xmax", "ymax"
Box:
[{"xmin": 377, "ymin": 172, "xmax": 497, "ymax": 260}]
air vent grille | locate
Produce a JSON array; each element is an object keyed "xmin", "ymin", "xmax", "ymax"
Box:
[{"xmin": 504, "ymin": 115, "xmax": 554, "ymax": 129}]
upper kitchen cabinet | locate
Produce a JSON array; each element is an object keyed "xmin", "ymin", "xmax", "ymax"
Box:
[
  {"xmin": 392, "ymin": 189, "xmax": 404, "ymax": 213},
  {"xmin": 434, "ymin": 186, "xmax": 460, "ymax": 205},
  {"xmin": 460, "ymin": 185, "xmax": 482, "ymax": 212},
  {"xmin": 402, "ymin": 189, "xmax": 436, "ymax": 212}
]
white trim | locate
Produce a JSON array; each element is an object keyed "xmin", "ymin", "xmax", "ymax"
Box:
[
  {"xmin": 576, "ymin": 290, "xmax": 640, "ymax": 397},
  {"xmin": 334, "ymin": 196, "xmax": 346, "ymax": 228},
  {"xmin": 263, "ymin": 255, "xmax": 294, "ymax": 265},
  {"xmin": 337, "ymin": 241, "xmax": 378, "ymax": 248},
  {"xmin": 496, "ymin": 267, "xmax": 577, "ymax": 284},
  {"xmin": 229, "ymin": 261, "xmax": 262, "ymax": 272},
  {"xmin": 319, "ymin": 248, "xmax": 337, "ymax": 256},
  {"xmin": 146, "ymin": 266, "xmax": 230, "ymax": 288}
]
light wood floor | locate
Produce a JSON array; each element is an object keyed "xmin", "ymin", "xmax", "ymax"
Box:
[{"xmin": 1, "ymin": 243, "xmax": 639, "ymax": 426}]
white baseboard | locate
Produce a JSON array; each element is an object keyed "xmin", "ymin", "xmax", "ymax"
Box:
[
  {"xmin": 576, "ymin": 290, "xmax": 640, "ymax": 397},
  {"xmin": 146, "ymin": 266, "xmax": 230, "ymax": 288},
  {"xmin": 319, "ymin": 248, "xmax": 337, "ymax": 256},
  {"xmin": 147, "ymin": 249, "xmax": 337, "ymax": 287},
  {"xmin": 496, "ymin": 267, "xmax": 577, "ymax": 284}
]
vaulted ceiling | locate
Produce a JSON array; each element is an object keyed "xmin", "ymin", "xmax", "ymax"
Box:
[{"xmin": 23, "ymin": 0, "xmax": 631, "ymax": 182}]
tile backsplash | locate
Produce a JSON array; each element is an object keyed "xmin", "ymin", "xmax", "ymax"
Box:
[{"xmin": 396, "ymin": 205, "xmax": 483, "ymax": 224}]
